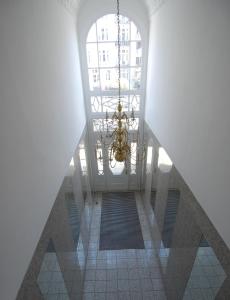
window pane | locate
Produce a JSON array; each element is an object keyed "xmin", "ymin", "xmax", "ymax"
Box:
[
  {"xmin": 131, "ymin": 22, "xmax": 141, "ymax": 40},
  {"xmin": 130, "ymin": 68, "xmax": 141, "ymax": 90},
  {"xmin": 129, "ymin": 95, "xmax": 140, "ymax": 111},
  {"xmin": 97, "ymin": 43, "xmax": 131, "ymax": 67},
  {"xmin": 120, "ymin": 68, "xmax": 130, "ymax": 90},
  {"xmin": 88, "ymin": 68, "xmax": 100, "ymax": 91},
  {"xmin": 86, "ymin": 44, "xmax": 98, "ymax": 68},
  {"xmin": 98, "ymin": 43, "xmax": 117, "ymax": 67},
  {"xmin": 93, "ymin": 119, "xmax": 104, "ymax": 132},
  {"xmin": 102, "ymin": 96, "xmax": 118, "ymax": 112},
  {"xmin": 91, "ymin": 96, "xmax": 102, "ymax": 113},
  {"xmin": 109, "ymin": 161, "xmax": 125, "ymax": 175},
  {"xmin": 130, "ymin": 42, "xmax": 142, "ymax": 67},
  {"xmin": 79, "ymin": 149, "xmax": 86, "ymax": 160},
  {"xmin": 96, "ymin": 14, "xmax": 131, "ymax": 42},
  {"xmin": 102, "ymin": 96, "xmax": 128, "ymax": 112},
  {"xmin": 120, "ymin": 46, "xmax": 130, "ymax": 66},
  {"xmin": 96, "ymin": 148, "xmax": 104, "ymax": 175},
  {"xmin": 93, "ymin": 118, "xmax": 118, "ymax": 131},
  {"xmin": 146, "ymin": 146, "xmax": 153, "ymax": 174},
  {"xmin": 79, "ymin": 147, "xmax": 87, "ymax": 176},
  {"xmin": 120, "ymin": 16, "xmax": 130, "ymax": 28},
  {"xmin": 120, "ymin": 96, "xmax": 129, "ymax": 111},
  {"xmin": 97, "ymin": 14, "xmax": 117, "ymax": 42},
  {"xmin": 120, "ymin": 23, "xmax": 130, "ymax": 42},
  {"xmin": 87, "ymin": 23, "xmax": 97, "ymax": 42},
  {"xmin": 108, "ymin": 149, "xmax": 125, "ymax": 175},
  {"xmin": 81, "ymin": 160, "xmax": 87, "ymax": 175},
  {"xmin": 100, "ymin": 69, "xmax": 118, "ymax": 91},
  {"xmin": 147, "ymin": 146, "xmax": 153, "ymax": 165},
  {"xmin": 131, "ymin": 142, "xmax": 137, "ymax": 174}
]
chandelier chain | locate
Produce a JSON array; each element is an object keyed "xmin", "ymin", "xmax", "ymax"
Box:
[
  {"xmin": 95, "ymin": 6, "xmax": 146, "ymax": 168},
  {"xmin": 116, "ymin": 0, "xmax": 121, "ymax": 103}
]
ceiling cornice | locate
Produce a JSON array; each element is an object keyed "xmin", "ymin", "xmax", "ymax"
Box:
[
  {"xmin": 57, "ymin": 0, "xmax": 80, "ymax": 16},
  {"xmin": 57, "ymin": 0, "xmax": 168, "ymax": 20},
  {"xmin": 144, "ymin": 0, "xmax": 168, "ymax": 17}
]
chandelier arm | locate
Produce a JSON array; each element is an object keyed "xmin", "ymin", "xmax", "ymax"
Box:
[
  {"xmin": 127, "ymin": 117, "xmax": 136, "ymax": 127},
  {"xmin": 111, "ymin": 129, "xmax": 117, "ymax": 138}
]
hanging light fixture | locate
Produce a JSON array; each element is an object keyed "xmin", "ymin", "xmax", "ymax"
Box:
[{"xmin": 95, "ymin": 0, "xmax": 146, "ymax": 172}]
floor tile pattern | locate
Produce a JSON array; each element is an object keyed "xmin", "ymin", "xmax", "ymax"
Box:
[{"xmin": 83, "ymin": 192, "xmax": 166, "ymax": 300}]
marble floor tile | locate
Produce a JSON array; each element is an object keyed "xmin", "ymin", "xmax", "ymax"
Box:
[{"xmin": 81, "ymin": 192, "xmax": 230, "ymax": 300}]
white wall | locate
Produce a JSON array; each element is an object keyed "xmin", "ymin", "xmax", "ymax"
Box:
[
  {"xmin": 145, "ymin": 0, "xmax": 230, "ymax": 248},
  {"xmin": 0, "ymin": 1, "xmax": 85, "ymax": 299}
]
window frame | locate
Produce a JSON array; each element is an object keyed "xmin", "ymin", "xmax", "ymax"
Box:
[{"xmin": 78, "ymin": 10, "xmax": 148, "ymax": 189}]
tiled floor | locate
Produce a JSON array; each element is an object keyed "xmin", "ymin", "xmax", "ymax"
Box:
[
  {"xmin": 17, "ymin": 126, "xmax": 230, "ymax": 300},
  {"xmin": 83, "ymin": 192, "xmax": 166, "ymax": 300},
  {"xmin": 19, "ymin": 187, "xmax": 230, "ymax": 300}
]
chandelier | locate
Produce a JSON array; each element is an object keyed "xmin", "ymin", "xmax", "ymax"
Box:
[{"xmin": 95, "ymin": 0, "xmax": 146, "ymax": 171}]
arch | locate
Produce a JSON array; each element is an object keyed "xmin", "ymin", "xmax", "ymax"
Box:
[
  {"xmin": 86, "ymin": 13, "xmax": 142, "ymax": 95},
  {"xmin": 77, "ymin": 1, "xmax": 149, "ymax": 187},
  {"xmin": 77, "ymin": 0, "xmax": 149, "ymax": 48}
]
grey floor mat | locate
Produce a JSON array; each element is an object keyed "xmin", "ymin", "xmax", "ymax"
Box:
[{"xmin": 99, "ymin": 192, "xmax": 145, "ymax": 250}]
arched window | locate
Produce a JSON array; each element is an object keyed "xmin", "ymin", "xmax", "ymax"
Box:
[
  {"xmin": 86, "ymin": 14, "xmax": 142, "ymax": 115},
  {"xmin": 85, "ymin": 14, "xmax": 144, "ymax": 177}
]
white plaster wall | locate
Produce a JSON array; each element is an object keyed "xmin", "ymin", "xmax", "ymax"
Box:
[
  {"xmin": 145, "ymin": 0, "xmax": 230, "ymax": 248},
  {"xmin": 0, "ymin": 1, "xmax": 85, "ymax": 299}
]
